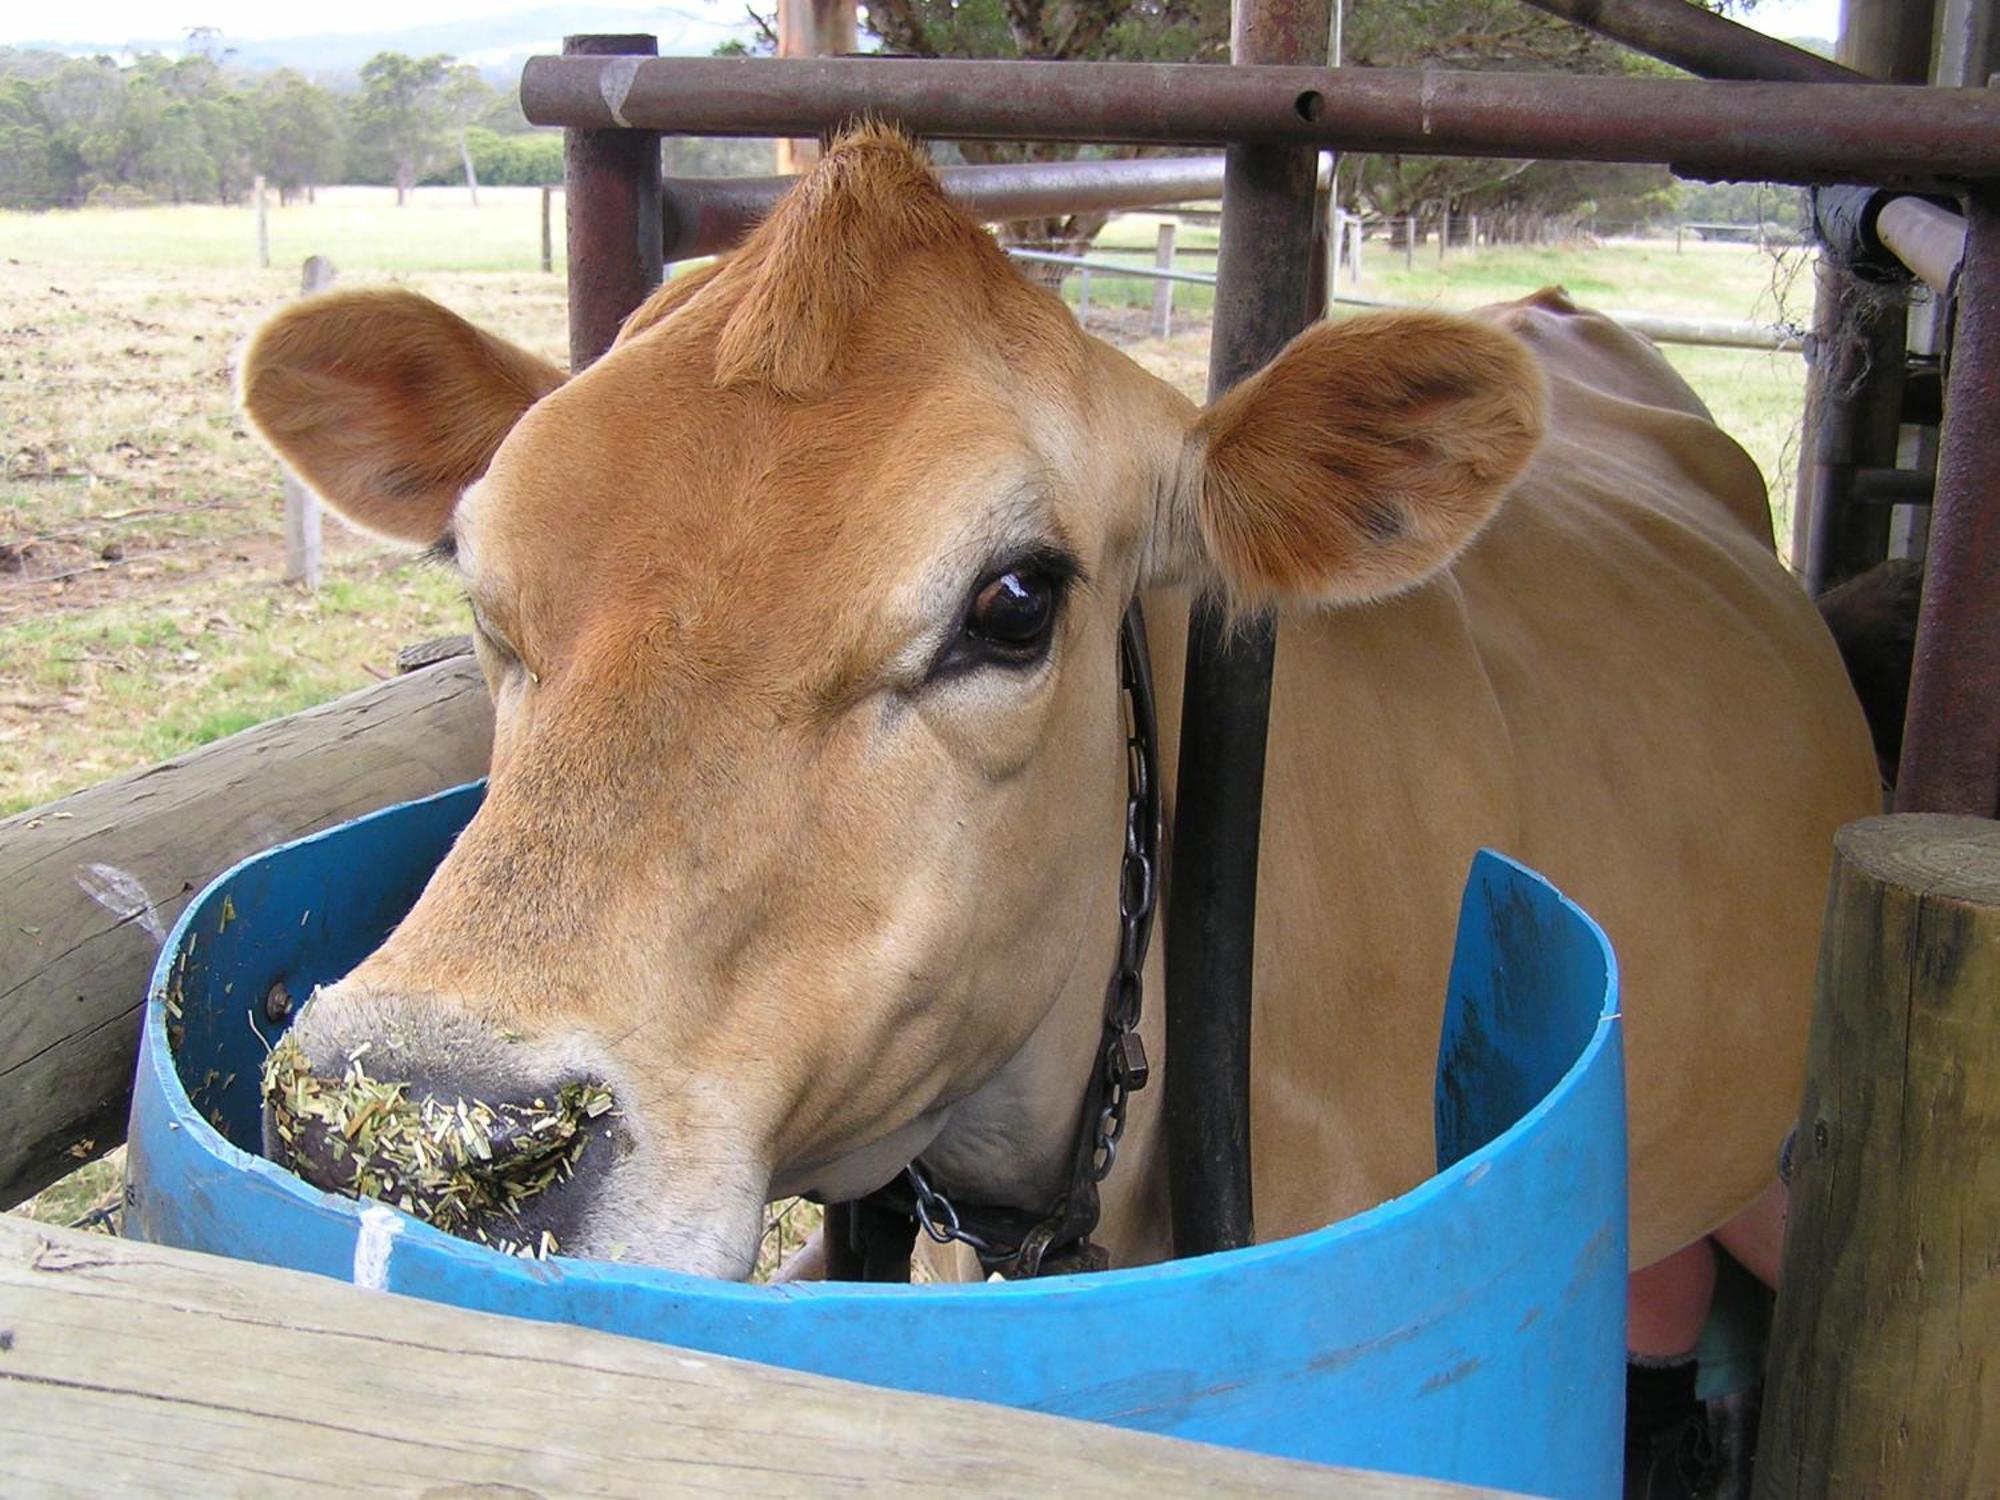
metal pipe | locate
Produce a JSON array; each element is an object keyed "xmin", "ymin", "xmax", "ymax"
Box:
[
  {"xmin": 1851, "ymin": 465, "xmax": 1938, "ymax": 506},
  {"xmin": 1516, "ymin": 0, "xmax": 1861, "ymax": 83},
  {"xmin": 1876, "ymin": 195, "xmax": 1969, "ymax": 295},
  {"xmin": 1896, "ymin": 187, "xmax": 2000, "ymax": 818},
  {"xmin": 1800, "ymin": 269, "xmax": 1905, "ymax": 594},
  {"xmin": 661, "ymin": 155, "xmax": 1227, "ymax": 262},
  {"xmin": 561, "ymin": 34, "xmax": 663, "ymax": 371},
  {"xmin": 1007, "ymin": 248, "xmax": 1221, "ymax": 287},
  {"xmin": 520, "ymin": 57, "xmax": 2000, "ymax": 191},
  {"xmin": 1163, "ymin": 0, "xmax": 1330, "ymax": 1264}
]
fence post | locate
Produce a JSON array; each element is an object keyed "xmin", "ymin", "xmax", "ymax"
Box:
[
  {"xmin": 1152, "ymin": 221, "xmax": 1177, "ymax": 339},
  {"xmin": 1467, "ymin": 211, "xmax": 1479, "ymax": 251},
  {"xmin": 1404, "ymin": 216, "xmax": 1415, "ymax": 270},
  {"xmin": 254, "ymin": 175, "xmax": 270, "ymax": 269},
  {"xmin": 1077, "ymin": 267, "xmax": 1091, "ymax": 326},
  {"xmin": 282, "ymin": 255, "xmax": 335, "ymax": 591},
  {"xmin": 1677, "ymin": 223, "xmax": 1685, "ymax": 253},
  {"xmin": 1758, "ymin": 816, "xmax": 2000, "ymax": 1497},
  {"xmin": 562, "ymin": 33, "xmax": 664, "ymax": 372},
  {"xmin": 1346, "ymin": 216, "xmax": 1362, "ymax": 283},
  {"xmin": 540, "ymin": 185, "xmax": 554, "ymax": 273},
  {"xmin": 1438, "ymin": 204, "xmax": 1448, "ymax": 263}
]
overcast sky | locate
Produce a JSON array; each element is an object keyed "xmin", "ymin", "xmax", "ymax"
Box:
[{"xmin": 5, "ymin": 0, "xmax": 1842, "ymax": 49}]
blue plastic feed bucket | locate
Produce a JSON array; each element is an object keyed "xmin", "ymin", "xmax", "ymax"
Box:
[{"xmin": 128, "ymin": 783, "xmax": 1627, "ymax": 1496}]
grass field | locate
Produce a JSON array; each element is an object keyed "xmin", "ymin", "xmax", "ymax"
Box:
[{"xmin": 5, "ymin": 185, "xmax": 1820, "ymax": 1236}]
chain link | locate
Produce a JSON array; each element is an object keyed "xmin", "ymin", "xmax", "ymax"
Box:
[{"xmin": 897, "ymin": 607, "xmax": 1159, "ymax": 1274}]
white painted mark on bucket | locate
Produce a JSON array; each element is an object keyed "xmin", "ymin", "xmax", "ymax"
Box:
[
  {"xmin": 599, "ymin": 56, "xmax": 641, "ymax": 129},
  {"xmin": 353, "ymin": 1203, "xmax": 403, "ymax": 1291},
  {"xmin": 76, "ymin": 863, "xmax": 166, "ymax": 946}
]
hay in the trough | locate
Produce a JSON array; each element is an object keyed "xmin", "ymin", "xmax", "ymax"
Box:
[{"xmin": 261, "ymin": 1035, "xmax": 615, "ymax": 1259}]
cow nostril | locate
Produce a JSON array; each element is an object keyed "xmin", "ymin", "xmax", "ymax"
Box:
[{"xmin": 261, "ymin": 1035, "xmax": 621, "ymax": 1255}]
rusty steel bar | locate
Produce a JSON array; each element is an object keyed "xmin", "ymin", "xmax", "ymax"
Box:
[
  {"xmin": 1163, "ymin": 0, "xmax": 1330, "ymax": 1264},
  {"xmin": 1799, "ymin": 276, "xmax": 1907, "ymax": 595},
  {"xmin": 561, "ymin": 33, "xmax": 663, "ymax": 370},
  {"xmin": 661, "ymin": 155, "xmax": 1226, "ymax": 262},
  {"xmin": 520, "ymin": 57, "xmax": 2000, "ymax": 191},
  {"xmin": 1896, "ymin": 187, "xmax": 2000, "ymax": 818},
  {"xmin": 1877, "ymin": 195, "xmax": 1969, "ymax": 295},
  {"xmin": 1516, "ymin": 0, "xmax": 1861, "ymax": 83}
]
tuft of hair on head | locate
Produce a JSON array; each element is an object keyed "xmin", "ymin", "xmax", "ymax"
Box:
[{"xmin": 711, "ymin": 122, "xmax": 999, "ymax": 398}]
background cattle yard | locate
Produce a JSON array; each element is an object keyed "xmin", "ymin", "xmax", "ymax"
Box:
[{"xmin": 3, "ymin": 184, "xmax": 1812, "ymax": 1241}]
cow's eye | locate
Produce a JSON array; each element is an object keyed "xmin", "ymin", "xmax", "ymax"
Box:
[
  {"xmin": 967, "ymin": 568, "xmax": 1056, "ymax": 649},
  {"xmin": 932, "ymin": 555, "xmax": 1075, "ymax": 680}
]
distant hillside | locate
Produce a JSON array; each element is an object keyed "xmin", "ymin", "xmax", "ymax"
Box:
[{"xmin": 16, "ymin": 3, "xmax": 757, "ymax": 82}]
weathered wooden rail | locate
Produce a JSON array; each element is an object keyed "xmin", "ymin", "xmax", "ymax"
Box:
[
  {"xmin": 0, "ymin": 1215, "xmax": 1518, "ymax": 1497},
  {"xmin": 0, "ymin": 661, "xmax": 493, "ymax": 1208}
]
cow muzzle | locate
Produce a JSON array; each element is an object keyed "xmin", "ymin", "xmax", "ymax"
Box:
[{"xmin": 260, "ymin": 990, "xmax": 633, "ymax": 1258}]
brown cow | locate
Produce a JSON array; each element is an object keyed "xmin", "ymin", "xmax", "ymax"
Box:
[{"xmin": 242, "ymin": 130, "xmax": 1877, "ymax": 1319}]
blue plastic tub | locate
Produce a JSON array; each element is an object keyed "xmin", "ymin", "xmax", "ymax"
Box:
[{"xmin": 128, "ymin": 783, "xmax": 1626, "ymax": 1496}]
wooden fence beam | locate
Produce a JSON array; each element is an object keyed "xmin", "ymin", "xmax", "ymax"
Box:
[
  {"xmin": 0, "ymin": 1216, "xmax": 1510, "ymax": 1497},
  {"xmin": 1758, "ymin": 814, "xmax": 2000, "ymax": 1497},
  {"xmin": 0, "ymin": 660, "xmax": 494, "ymax": 1208}
]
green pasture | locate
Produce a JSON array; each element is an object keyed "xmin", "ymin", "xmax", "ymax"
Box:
[{"xmin": 0, "ymin": 185, "xmax": 566, "ymax": 274}]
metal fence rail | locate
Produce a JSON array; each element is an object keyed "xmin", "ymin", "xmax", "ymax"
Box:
[
  {"xmin": 522, "ymin": 57, "xmax": 2000, "ymax": 191},
  {"xmin": 662, "ymin": 156, "xmax": 1228, "ymax": 262}
]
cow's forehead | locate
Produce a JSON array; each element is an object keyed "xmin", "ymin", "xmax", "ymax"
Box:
[{"xmin": 460, "ymin": 331, "xmax": 1096, "ymax": 706}]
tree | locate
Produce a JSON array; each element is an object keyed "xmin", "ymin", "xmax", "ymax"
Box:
[
  {"xmin": 440, "ymin": 64, "xmax": 493, "ymax": 206},
  {"xmin": 352, "ymin": 52, "xmax": 451, "ymax": 206},
  {"xmin": 1338, "ymin": 0, "xmax": 1676, "ymax": 240},
  {"xmin": 860, "ymin": 0, "xmax": 1229, "ymax": 264},
  {"xmin": 254, "ymin": 71, "xmax": 345, "ymax": 204}
]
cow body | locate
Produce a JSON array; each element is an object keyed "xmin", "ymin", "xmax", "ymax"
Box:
[
  {"xmin": 241, "ymin": 128, "xmax": 1878, "ymax": 1281},
  {"xmin": 1103, "ymin": 302, "xmax": 1878, "ymax": 1270}
]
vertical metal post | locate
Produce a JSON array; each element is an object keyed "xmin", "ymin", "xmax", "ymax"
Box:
[
  {"xmin": 1895, "ymin": 187, "xmax": 2000, "ymax": 819},
  {"xmin": 1165, "ymin": 0, "xmax": 1330, "ymax": 1261},
  {"xmin": 1153, "ymin": 221, "xmax": 1177, "ymax": 339},
  {"xmin": 561, "ymin": 33, "xmax": 663, "ymax": 371},
  {"xmin": 1791, "ymin": 0, "xmax": 1937, "ymax": 583}
]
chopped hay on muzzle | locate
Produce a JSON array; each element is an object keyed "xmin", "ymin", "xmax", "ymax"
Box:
[{"xmin": 261, "ymin": 1035, "xmax": 616, "ymax": 1259}]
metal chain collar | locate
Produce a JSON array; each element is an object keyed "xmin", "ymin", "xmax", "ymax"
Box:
[{"xmin": 857, "ymin": 603, "xmax": 1161, "ymax": 1280}]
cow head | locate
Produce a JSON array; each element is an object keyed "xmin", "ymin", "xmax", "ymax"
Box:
[{"xmin": 243, "ymin": 126, "xmax": 1543, "ymax": 1275}]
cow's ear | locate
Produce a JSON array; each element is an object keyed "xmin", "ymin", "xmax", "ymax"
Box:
[
  {"xmin": 239, "ymin": 289, "xmax": 565, "ymax": 545},
  {"xmin": 1170, "ymin": 311, "xmax": 1544, "ymax": 608}
]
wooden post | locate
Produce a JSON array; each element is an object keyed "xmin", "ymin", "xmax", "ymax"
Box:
[
  {"xmin": 1346, "ymin": 216, "xmax": 1362, "ymax": 284},
  {"xmin": 775, "ymin": 0, "xmax": 858, "ymax": 172},
  {"xmin": 254, "ymin": 174, "xmax": 269, "ymax": 269},
  {"xmin": 1676, "ymin": 223, "xmax": 1685, "ymax": 253},
  {"xmin": 1153, "ymin": 221, "xmax": 1177, "ymax": 339},
  {"xmin": 1466, "ymin": 211, "xmax": 1478, "ymax": 252},
  {"xmin": 1437, "ymin": 205, "xmax": 1448, "ymax": 264},
  {"xmin": 281, "ymin": 256, "xmax": 335, "ymax": 590},
  {"xmin": 540, "ymin": 184, "xmax": 554, "ymax": 273},
  {"xmin": 1758, "ymin": 816, "xmax": 2000, "ymax": 1498},
  {"xmin": 1077, "ymin": 268, "xmax": 1092, "ymax": 326},
  {"xmin": 1404, "ymin": 216, "xmax": 1415, "ymax": 270}
]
